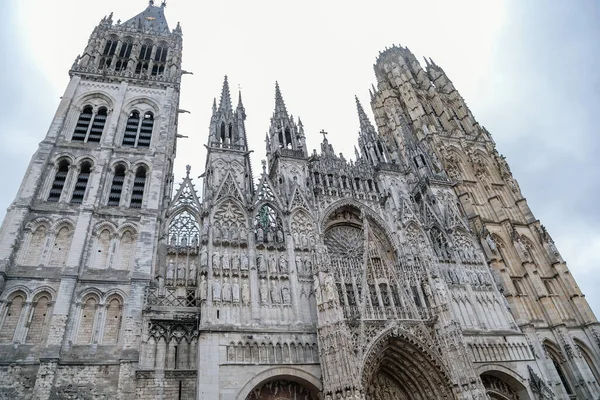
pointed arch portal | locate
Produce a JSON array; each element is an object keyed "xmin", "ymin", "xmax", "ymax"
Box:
[{"xmin": 361, "ymin": 332, "xmax": 453, "ymax": 400}]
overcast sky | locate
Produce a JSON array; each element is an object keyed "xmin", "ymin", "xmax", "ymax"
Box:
[{"xmin": 1, "ymin": 0, "xmax": 599, "ymax": 316}]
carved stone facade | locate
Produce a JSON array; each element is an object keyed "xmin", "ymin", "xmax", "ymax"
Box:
[{"xmin": 0, "ymin": 3, "xmax": 598, "ymax": 400}]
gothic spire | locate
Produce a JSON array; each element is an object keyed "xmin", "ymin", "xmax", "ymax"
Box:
[
  {"xmin": 273, "ymin": 81, "xmax": 289, "ymax": 119},
  {"xmin": 355, "ymin": 96, "xmax": 377, "ymax": 137},
  {"xmin": 218, "ymin": 76, "xmax": 233, "ymax": 115}
]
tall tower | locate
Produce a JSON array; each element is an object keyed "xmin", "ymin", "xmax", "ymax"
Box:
[
  {"xmin": 370, "ymin": 45, "xmax": 600, "ymax": 399},
  {"xmin": 0, "ymin": 2, "xmax": 183, "ymax": 398}
]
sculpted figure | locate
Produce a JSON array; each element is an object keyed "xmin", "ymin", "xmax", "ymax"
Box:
[
  {"xmin": 271, "ymin": 281, "xmax": 281, "ymax": 304},
  {"xmin": 232, "ymin": 253, "xmax": 240, "ymax": 271},
  {"xmin": 304, "ymin": 256, "xmax": 312, "ymax": 274},
  {"xmin": 268, "ymin": 253, "xmax": 277, "ymax": 274},
  {"xmin": 324, "ymin": 274, "xmax": 336, "ymax": 302},
  {"xmin": 200, "ymin": 248, "xmax": 208, "ymax": 268},
  {"xmin": 213, "ymin": 280, "xmax": 221, "ymax": 301},
  {"xmin": 241, "ymin": 281, "xmax": 250, "ymax": 304},
  {"xmin": 257, "ymin": 254, "xmax": 266, "ymax": 274},
  {"xmin": 314, "ymin": 276, "xmax": 322, "ymax": 304},
  {"xmin": 267, "ymin": 229, "xmax": 274, "ymax": 243},
  {"xmin": 260, "ymin": 279, "xmax": 268, "ymax": 304},
  {"xmin": 232, "ymin": 278, "xmax": 240, "ymax": 303},
  {"xmin": 279, "ymin": 254, "xmax": 288, "ymax": 273},
  {"xmin": 277, "ymin": 229, "xmax": 284, "ymax": 243},
  {"xmin": 213, "ymin": 224, "xmax": 221, "ymax": 241},
  {"xmin": 212, "ymin": 251, "xmax": 221, "ymax": 274},
  {"xmin": 295, "ymin": 255, "xmax": 303, "ymax": 274},
  {"xmin": 188, "ymin": 262, "xmax": 197, "ymax": 284},
  {"xmin": 282, "ymin": 283, "xmax": 291, "ymax": 304},
  {"xmin": 257, "ymin": 227, "xmax": 264, "ymax": 243},
  {"xmin": 199, "ymin": 275, "xmax": 208, "ymax": 300},
  {"xmin": 222, "ymin": 278, "xmax": 231, "ymax": 302},
  {"xmin": 241, "ymin": 252, "xmax": 249, "ymax": 271},
  {"xmin": 177, "ymin": 263, "xmax": 186, "ymax": 282},
  {"xmin": 222, "ymin": 251, "xmax": 230, "ymax": 271}
]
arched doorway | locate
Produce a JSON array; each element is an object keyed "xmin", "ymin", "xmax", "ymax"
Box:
[
  {"xmin": 246, "ymin": 379, "xmax": 317, "ymax": 399},
  {"xmin": 480, "ymin": 369, "xmax": 531, "ymax": 400},
  {"xmin": 361, "ymin": 330, "xmax": 453, "ymax": 400},
  {"xmin": 237, "ymin": 367, "xmax": 322, "ymax": 400}
]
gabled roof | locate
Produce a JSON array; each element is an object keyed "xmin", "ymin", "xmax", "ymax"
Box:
[{"xmin": 123, "ymin": 2, "xmax": 170, "ymax": 32}]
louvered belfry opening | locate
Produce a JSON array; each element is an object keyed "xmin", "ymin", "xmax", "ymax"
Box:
[
  {"xmin": 71, "ymin": 162, "xmax": 92, "ymax": 204},
  {"xmin": 88, "ymin": 107, "xmax": 107, "ymax": 143},
  {"xmin": 138, "ymin": 112, "xmax": 154, "ymax": 147},
  {"xmin": 47, "ymin": 160, "xmax": 70, "ymax": 202},
  {"xmin": 123, "ymin": 110, "xmax": 140, "ymax": 146},
  {"xmin": 130, "ymin": 166, "xmax": 147, "ymax": 208},
  {"xmin": 151, "ymin": 43, "xmax": 167, "ymax": 76},
  {"xmin": 108, "ymin": 165, "xmax": 126, "ymax": 207},
  {"xmin": 72, "ymin": 106, "xmax": 93, "ymax": 142}
]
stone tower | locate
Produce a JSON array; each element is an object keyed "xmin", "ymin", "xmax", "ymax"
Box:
[
  {"xmin": 0, "ymin": 2, "xmax": 183, "ymax": 398},
  {"xmin": 1, "ymin": 4, "xmax": 600, "ymax": 400}
]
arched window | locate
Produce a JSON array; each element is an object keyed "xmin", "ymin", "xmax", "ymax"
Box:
[
  {"xmin": 47, "ymin": 160, "xmax": 70, "ymax": 202},
  {"xmin": 72, "ymin": 106, "xmax": 93, "ymax": 141},
  {"xmin": 430, "ymin": 227, "xmax": 451, "ymax": 261},
  {"xmin": 278, "ymin": 130, "xmax": 284, "ymax": 148},
  {"xmin": 130, "ymin": 166, "xmax": 147, "ymax": 208},
  {"xmin": 48, "ymin": 225, "xmax": 73, "ymax": 268},
  {"xmin": 228, "ymin": 123, "xmax": 233, "ymax": 142},
  {"xmin": 0, "ymin": 292, "xmax": 26, "ymax": 342},
  {"xmin": 22, "ymin": 225, "xmax": 47, "ymax": 265},
  {"xmin": 115, "ymin": 38, "xmax": 133, "ymax": 72},
  {"xmin": 92, "ymin": 229, "xmax": 112, "ymax": 269},
  {"xmin": 115, "ymin": 230, "xmax": 135, "ymax": 270},
  {"xmin": 72, "ymin": 106, "xmax": 107, "ymax": 143},
  {"xmin": 71, "ymin": 162, "xmax": 92, "ymax": 204},
  {"xmin": 76, "ymin": 295, "xmax": 99, "ymax": 344},
  {"xmin": 108, "ymin": 164, "xmax": 126, "ymax": 206},
  {"xmin": 122, "ymin": 110, "xmax": 154, "ymax": 148},
  {"xmin": 254, "ymin": 204, "xmax": 284, "ymax": 244},
  {"xmin": 220, "ymin": 122, "xmax": 226, "ymax": 143},
  {"xmin": 139, "ymin": 43, "xmax": 152, "ymax": 60},
  {"xmin": 102, "ymin": 296, "xmax": 122, "ymax": 344},
  {"xmin": 151, "ymin": 44, "xmax": 167, "ymax": 77},
  {"xmin": 25, "ymin": 292, "xmax": 53, "ymax": 344},
  {"xmin": 285, "ymin": 127, "xmax": 292, "ymax": 148},
  {"xmin": 168, "ymin": 210, "xmax": 200, "ymax": 247},
  {"xmin": 545, "ymin": 342, "xmax": 575, "ymax": 396},
  {"xmin": 576, "ymin": 341, "xmax": 600, "ymax": 384},
  {"xmin": 88, "ymin": 107, "xmax": 107, "ymax": 143},
  {"xmin": 102, "ymin": 38, "xmax": 118, "ymax": 56}
]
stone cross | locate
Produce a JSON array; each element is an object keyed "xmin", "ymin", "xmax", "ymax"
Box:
[{"xmin": 320, "ymin": 129, "xmax": 328, "ymax": 141}]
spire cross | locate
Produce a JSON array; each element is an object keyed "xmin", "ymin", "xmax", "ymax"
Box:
[{"xmin": 320, "ymin": 129, "xmax": 328, "ymax": 141}]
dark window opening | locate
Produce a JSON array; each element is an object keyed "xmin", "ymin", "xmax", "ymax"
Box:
[
  {"xmin": 139, "ymin": 44, "xmax": 152, "ymax": 61},
  {"xmin": 285, "ymin": 128, "xmax": 292, "ymax": 148},
  {"xmin": 130, "ymin": 167, "xmax": 147, "ymax": 208},
  {"xmin": 102, "ymin": 39, "xmax": 117, "ymax": 56},
  {"xmin": 48, "ymin": 160, "xmax": 70, "ymax": 202},
  {"xmin": 137, "ymin": 112, "xmax": 154, "ymax": 148},
  {"xmin": 119, "ymin": 41, "xmax": 133, "ymax": 58},
  {"xmin": 108, "ymin": 165, "xmax": 126, "ymax": 206},
  {"xmin": 123, "ymin": 111, "xmax": 140, "ymax": 147},
  {"xmin": 72, "ymin": 106, "xmax": 93, "ymax": 142},
  {"xmin": 88, "ymin": 107, "xmax": 107, "ymax": 143},
  {"xmin": 220, "ymin": 122, "xmax": 226, "ymax": 143},
  {"xmin": 553, "ymin": 359, "xmax": 574, "ymax": 395},
  {"xmin": 70, "ymin": 162, "xmax": 92, "ymax": 204},
  {"xmin": 154, "ymin": 46, "xmax": 167, "ymax": 62}
]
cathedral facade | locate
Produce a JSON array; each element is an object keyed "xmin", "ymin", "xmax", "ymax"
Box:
[{"xmin": 0, "ymin": 3, "xmax": 599, "ymax": 400}]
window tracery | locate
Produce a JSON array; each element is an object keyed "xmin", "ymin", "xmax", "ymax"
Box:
[
  {"xmin": 254, "ymin": 204, "xmax": 284, "ymax": 246},
  {"xmin": 168, "ymin": 210, "xmax": 200, "ymax": 249}
]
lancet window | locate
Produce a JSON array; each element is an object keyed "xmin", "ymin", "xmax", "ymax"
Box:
[
  {"xmin": 47, "ymin": 160, "xmax": 70, "ymax": 202},
  {"xmin": 70, "ymin": 161, "xmax": 92, "ymax": 204},
  {"xmin": 168, "ymin": 210, "xmax": 200, "ymax": 248},
  {"xmin": 0, "ymin": 291, "xmax": 26, "ymax": 343},
  {"xmin": 130, "ymin": 166, "xmax": 147, "ymax": 208},
  {"xmin": 72, "ymin": 106, "xmax": 107, "ymax": 143},
  {"xmin": 115, "ymin": 38, "xmax": 133, "ymax": 72},
  {"xmin": 25, "ymin": 292, "xmax": 53, "ymax": 344},
  {"xmin": 151, "ymin": 42, "xmax": 168, "ymax": 76},
  {"xmin": 123, "ymin": 110, "xmax": 154, "ymax": 148},
  {"xmin": 99, "ymin": 36, "xmax": 118, "ymax": 69},
  {"xmin": 135, "ymin": 41, "xmax": 153, "ymax": 74},
  {"xmin": 254, "ymin": 204, "xmax": 284, "ymax": 244},
  {"xmin": 108, "ymin": 164, "xmax": 126, "ymax": 206}
]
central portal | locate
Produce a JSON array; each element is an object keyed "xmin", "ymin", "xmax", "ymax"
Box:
[{"xmin": 246, "ymin": 379, "xmax": 317, "ymax": 400}]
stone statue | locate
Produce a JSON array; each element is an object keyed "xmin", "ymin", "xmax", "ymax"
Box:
[
  {"xmin": 222, "ymin": 251, "xmax": 230, "ymax": 271},
  {"xmin": 324, "ymin": 274, "xmax": 336, "ymax": 302},
  {"xmin": 222, "ymin": 278, "xmax": 231, "ymax": 302},
  {"xmin": 232, "ymin": 278, "xmax": 240, "ymax": 303},
  {"xmin": 177, "ymin": 263, "xmax": 186, "ymax": 282},
  {"xmin": 232, "ymin": 253, "xmax": 240, "ymax": 271},
  {"xmin": 213, "ymin": 224, "xmax": 221, "ymax": 241},
  {"xmin": 257, "ymin": 254, "xmax": 266, "ymax": 274},
  {"xmin": 271, "ymin": 281, "xmax": 281, "ymax": 304},
  {"xmin": 241, "ymin": 252, "xmax": 249, "ymax": 271},
  {"xmin": 213, "ymin": 280, "xmax": 221, "ymax": 301},
  {"xmin": 314, "ymin": 276, "xmax": 322, "ymax": 305},
  {"xmin": 200, "ymin": 248, "xmax": 208, "ymax": 268},
  {"xmin": 260, "ymin": 279, "xmax": 268, "ymax": 304},
  {"xmin": 277, "ymin": 229, "xmax": 284, "ymax": 243},
  {"xmin": 241, "ymin": 282, "xmax": 250, "ymax": 304},
  {"xmin": 212, "ymin": 251, "xmax": 221, "ymax": 274},
  {"xmin": 268, "ymin": 253, "xmax": 277, "ymax": 274},
  {"xmin": 279, "ymin": 254, "xmax": 288, "ymax": 273},
  {"xmin": 188, "ymin": 262, "xmax": 197, "ymax": 284},
  {"xmin": 200, "ymin": 276, "xmax": 208, "ymax": 300},
  {"xmin": 257, "ymin": 227, "xmax": 264, "ymax": 243},
  {"xmin": 267, "ymin": 230, "xmax": 274, "ymax": 243},
  {"xmin": 295, "ymin": 255, "xmax": 303, "ymax": 274},
  {"xmin": 282, "ymin": 283, "xmax": 291, "ymax": 304},
  {"xmin": 304, "ymin": 256, "xmax": 313, "ymax": 274}
]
